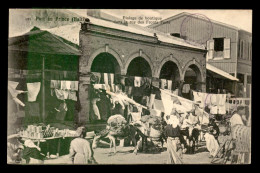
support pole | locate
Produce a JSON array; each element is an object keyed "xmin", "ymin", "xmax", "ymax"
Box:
[{"xmin": 42, "ymin": 55, "xmax": 45, "ymax": 122}]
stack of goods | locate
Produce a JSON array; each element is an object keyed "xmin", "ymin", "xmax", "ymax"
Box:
[
  {"xmin": 19, "ymin": 125, "xmax": 44, "ymax": 139},
  {"xmin": 231, "ymin": 124, "xmax": 251, "ymax": 153},
  {"xmin": 107, "ymin": 114, "xmax": 127, "ymax": 137}
]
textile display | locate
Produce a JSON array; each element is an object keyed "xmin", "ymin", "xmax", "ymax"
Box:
[
  {"xmin": 182, "ymin": 84, "xmax": 190, "ymax": 93},
  {"xmin": 167, "ymin": 80, "xmax": 172, "ymax": 90},
  {"xmin": 160, "ymin": 79, "xmax": 167, "ymax": 89},
  {"xmin": 27, "ymin": 82, "xmax": 41, "ymax": 102}
]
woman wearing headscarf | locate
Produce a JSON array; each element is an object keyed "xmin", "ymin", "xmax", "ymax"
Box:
[
  {"xmin": 69, "ymin": 127, "xmax": 96, "ymax": 164},
  {"xmin": 164, "ymin": 115, "xmax": 183, "ymax": 164}
]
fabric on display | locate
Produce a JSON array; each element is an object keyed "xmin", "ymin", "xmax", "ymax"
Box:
[
  {"xmin": 218, "ymin": 94, "xmax": 226, "ymax": 114},
  {"xmin": 182, "ymin": 84, "xmax": 190, "ymax": 93},
  {"xmin": 160, "ymin": 79, "xmax": 167, "ymax": 89},
  {"xmin": 150, "ymin": 109, "xmax": 162, "ymax": 117},
  {"xmin": 167, "ymin": 80, "xmax": 172, "ymax": 90},
  {"xmin": 161, "ymin": 91, "xmax": 174, "ymax": 116},
  {"xmin": 27, "ymin": 82, "xmax": 41, "ymax": 102},
  {"xmin": 62, "ymin": 90, "xmax": 69, "ymax": 100},
  {"xmin": 8, "ymin": 81, "xmax": 19, "ymax": 90},
  {"xmin": 179, "ymin": 99, "xmax": 193, "ymax": 112},
  {"xmin": 70, "ymin": 81, "xmax": 79, "ymax": 91},
  {"xmin": 134, "ymin": 76, "xmax": 142, "ymax": 87},
  {"xmin": 149, "ymin": 94, "xmax": 156, "ymax": 108},
  {"xmin": 55, "ymin": 89, "xmax": 65, "ymax": 100},
  {"xmin": 103, "ymin": 73, "xmax": 109, "ymax": 85},
  {"xmin": 50, "ymin": 80, "xmax": 61, "ymax": 89},
  {"xmin": 153, "ymin": 99, "xmax": 165, "ymax": 112},
  {"xmin": 130, "ymin": 112, "xmax": 142, "ymax": 122},
  {"xmin": 210, "ymin": 106, "xmax": 218, "ymax": 114},
  {"xmin": 68, "ymin": 91, "xmax": 77, "ymax": 101}
]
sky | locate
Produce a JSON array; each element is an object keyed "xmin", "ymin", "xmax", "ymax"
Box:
[{"xmin": 68, "ymin": 9, "xmax": 252, "ymax": 32}]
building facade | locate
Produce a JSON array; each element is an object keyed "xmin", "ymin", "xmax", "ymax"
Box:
[
  {"xmin": 78, "ymin": 18, "xmax": 207, "ymax": 122},
  {"xmin": 148, "ymin": 12, "xmax": 252, "ymax": 97}
]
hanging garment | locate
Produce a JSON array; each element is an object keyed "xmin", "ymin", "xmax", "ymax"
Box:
[
  {"xmin": 8, "ymin": 81, "xmax": 19, "ymax": 90},
  {"xmin": 218, "ymin": 94, "xmax": 227, "ymax": 115},
  {"xmin": 55, "ymin": 89, "xmax": 65, "ymax": 100},
  {"xmin": 103, "ymin": 73, "xmax": 109, "ymax": 85},
  {"xmin": 210, "ymin": 94, "xmax": 218, "ymax": 106},
  {"xmin": 149, "ymin": 94, "xmax": 156, "ymax": 109},
  {"xmin": 179, "ymin": 99, "xmax": 194, "ymax": 112},
  {"xmin": 65, "ymin": 81, "xmax": 71, "ymax": 90},
  {"xmin": 153, "ymin": 99, "xmax": 165, "ymax": 113},
  {"xmin": 161, "ymin": 91, "xmax": 174, "ymax": 116},
  {"xmin": 61, "ymin": 80, "xmax": 67, "ymax": 90},
  {"xmin": 167, "ymin": 80, "xmax": 172, "ymax": 90},
  {"xmin": 210, "ymin": 106, "xmax": 218, "ymax": 115},
  {"xmin": 134, "ymin": 76, "xmax": 142, "ymax": 87},
  {"xmin": 182, "ymin": 84, "xmax": 190, "ymax": 93},
  {"xmin": 68, "ymin": 91, "xmax": 77, "ymax": 101},
  {"xmin": 27, "ymin": 82, "xmax": 41, "ymax": 102},
  {"xmin": 62, "ymin": 90, "xmax": 69, "ymax": 100},
  {"xmin": 50, "ymin": 80, "xmax": 59, "ymax": 89},
  {"xmin": 110, "ymin": 73, "xmax": 114, "ymax": 84},
  {"xmin": 70, "ymin": 81, "xmax": 79, "ymax": 91},
  {"xmin": 161, "ymin": 79, "xmax": 167, "ymax": 89},
  {"xmin": 91, "ymin": 98, "xmax": 101, "ymax": 120}
]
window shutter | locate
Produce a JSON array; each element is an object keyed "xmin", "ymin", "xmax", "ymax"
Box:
[
  {"xmin": 224, "ymin": 38, "xmax": 231, "ymax": 59},
  {"xmin": 206, "ymin": 40, "xmax": 214, "ymax": 60}
]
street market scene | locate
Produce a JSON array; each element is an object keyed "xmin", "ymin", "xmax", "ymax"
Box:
[{"xmin": 8, "ymin": 9, "xmax": 252, "ymax": 165}]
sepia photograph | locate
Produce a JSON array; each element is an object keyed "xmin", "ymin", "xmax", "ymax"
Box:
[{"xmin": 7, "ymin": 9, "xmax": 252, "ymax": 165}]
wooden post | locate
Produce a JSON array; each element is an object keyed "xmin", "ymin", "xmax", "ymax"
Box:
[{"xmin": 42, "ymin": 55, "xmax": 45, "ymax": 122}]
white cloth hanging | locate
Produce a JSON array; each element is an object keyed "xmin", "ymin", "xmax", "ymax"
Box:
[
  {"xmin": 27, "ymin": 82, "xmax": 41, "ymax": 102},
  {"xmin": 134, "ymin": 76, "xmax": 142, "ymax": 87},
  {"xmin": 160, "ymin": 79, "xmax": 167, "ymax": 89},
  {"xmin": 167, "ymin": 80, "xmax": 172, "ymax": 90}
]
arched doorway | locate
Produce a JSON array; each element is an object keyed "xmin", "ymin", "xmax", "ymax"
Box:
[
  {"xmin": 126, "ymin": 57, "xmax": 152, "ymax": 77},
  {"xmin": 91, "ymin": 52, "xmax": 121, "ymax": 74},
  {"xmin": 159, "ymin": 61, "xmax": 181, "ymax": 90},
  {"xmin": 183, "ymin": 64, "xmax": 202, "ymax": 100},
  {"xmin": 90, "ymin": 52, "xmax": 121, "ymax": 122}
]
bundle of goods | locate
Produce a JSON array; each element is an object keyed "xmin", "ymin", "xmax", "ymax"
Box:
[
  {"xmin": 140, "ymin": 115, "xmax": 163, "ymax": 138},
  {"xmin": 107, "ymin": 114, "xmax": 128, "ymax": 137},
  {"xmin": 231, "ymin": 124, "xmax": 251, "ymax": 153}
]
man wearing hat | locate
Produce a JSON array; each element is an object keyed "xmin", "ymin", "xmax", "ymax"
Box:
[
  {"xmin": 69, "ymin": 127, "xmax": 97, "ymax": 164},
  {"xmin": 230, "ymin": 106, "xmax": 245, "ymax": 127},
  {"xmin": 164, "ymin": 115, "xmax": 183, "ymax": 164}
]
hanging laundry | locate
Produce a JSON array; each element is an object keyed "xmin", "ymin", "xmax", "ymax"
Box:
[
  {"xmin": 65, "ymin": 81, "xmax": 71, "ymax": 90},
  {"xmin": 62, "ymin": 90, "xmax": 69, "ymax": 100},
  {"xmin": 153, "ymin": 99, "xmax": 165, "ymax": 113},
  {"xmin": 210, "ymin": 106, "xmax": 218, "ymax": 114},
  {"xmin": 161, "ymin": 91, "xmax": 174, "ymax": 115},
  {"xmin": 182, "ymin": 84, "xmax": 190, "ymax": 93},
  {"xmin": 179, "ymin": 99, "xmax": 194, "ymax": 112},
  {"xmin": 218, "ymin": 94, "xmax": 227, "ymax": 115},
  {"xmin": 68, "ymin": 91, "xmax": 77, "ymax": 101},
  {"xmin": 160, "ymin": 79, "xmax": 167, "ymax": 89},
  {"xmin": 61, "ymin": 80, "xmax": 67, "ymax": 90},
  {"xmin": 103, "ymin": 73, "xmax": 109, "ymax": 85},
  {"xmin": 149, "ymin": 94, "xmax": 156, "ymax": 109},
  {"xmin": 70, "ymin": 81, "xmax": 79, "ymax": 91},
  {"xmin": 167, "ymin": 80, "xmax": 172, "ymax": 90},
  {"xmin": 134, "ymin": 76, "xmax": 142, "ymax": 87},
  {"xmin": 8, "ymin": 81, "xmax": 19, "ymax": 90},
  {"xmin": 110, "ymin": 73, "xmax": 114, "ymax": 84},
  {"xmin": 54, "ymin": 89, "xmax": 65, "ymax": 100},
  {"xmin": 27, "ymin": 82, "xmax": 41, "ymax": 102}
]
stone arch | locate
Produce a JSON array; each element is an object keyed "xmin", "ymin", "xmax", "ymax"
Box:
[
  {"xmin": 86, "ymin": 46, "xmax": 124, "ymax": 74},
  {"xmin": 123, "ymin": 51, "xmax": 154, "ymax": 76},
  {"xmin": 181, "ymin": 59, "xmax": 204, "ymax": 81},
  {"xmin": 155, "ymin": 55, "xmax": 182, "ymax": 78}
]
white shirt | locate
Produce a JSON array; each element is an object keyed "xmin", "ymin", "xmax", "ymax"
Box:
[{"xmin": 230, "ymin": 113, "xmax": 244, "ymax": 127}]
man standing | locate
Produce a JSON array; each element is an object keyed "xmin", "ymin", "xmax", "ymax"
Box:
[{"xmin": 164, "ymin": 115, "xmax": 183, "ymax": 164}]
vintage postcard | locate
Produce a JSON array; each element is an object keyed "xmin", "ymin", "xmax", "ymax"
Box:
[{"xmin": 8, "ymin": 9, "xmax": 252, "ymax": 164}]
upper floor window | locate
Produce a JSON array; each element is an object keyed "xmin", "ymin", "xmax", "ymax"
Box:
[{"xmin": 206, "ymin": 37, "xmax": 230, "ymax": 61}]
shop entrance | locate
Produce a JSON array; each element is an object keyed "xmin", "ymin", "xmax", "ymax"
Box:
[
  {"xmin": 159, "ymin": 61, "xmax": 180, "ymax": 90},
  {"xmin": 183, "ymin": 64, "xmax": 202, "ymax": 100},
  {"xmin": 126, "ymin": 57, "xmax": 152, "ymax": 77}
]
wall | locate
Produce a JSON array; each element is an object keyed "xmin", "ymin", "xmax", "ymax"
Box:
[{"xmin": 150, "ymin": 14, "xmax": 238, "ymax": 74}]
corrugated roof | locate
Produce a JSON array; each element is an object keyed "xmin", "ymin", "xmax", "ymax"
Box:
[{"xmin": 8, "ymin": 27, "xmax": 81, "ymax": 56}]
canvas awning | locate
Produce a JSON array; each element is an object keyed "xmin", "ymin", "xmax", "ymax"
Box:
[{"xmin": 206, "ymin": 63, "xmax": 239, "ymax": 81}]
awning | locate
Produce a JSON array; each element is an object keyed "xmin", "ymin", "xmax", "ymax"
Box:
[{"xmin": 206, "ymin": 63, "xmax": 239, "ymax": 81}]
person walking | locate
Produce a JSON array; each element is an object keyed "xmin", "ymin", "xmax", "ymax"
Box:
[
  {"xmin": 69, "ymin": 127, "xmax": 97, "ymax": 164},
  {"xmin": 164, "ymin": 115, "xmax": 183, "ymax": 164}
]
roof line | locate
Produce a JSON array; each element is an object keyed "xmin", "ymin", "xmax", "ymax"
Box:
[{"xmin": 148, "ymin": 12, "xmax": 245, "ymax": 32}]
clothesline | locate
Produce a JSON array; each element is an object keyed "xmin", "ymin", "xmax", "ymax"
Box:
[
  {"xmin": 160, "ymin": 89, "xmax": 197, "ymax": 104},
  {"xmin": 105, "ymin": 90, "xmax": 148, "ymax": 110}
]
